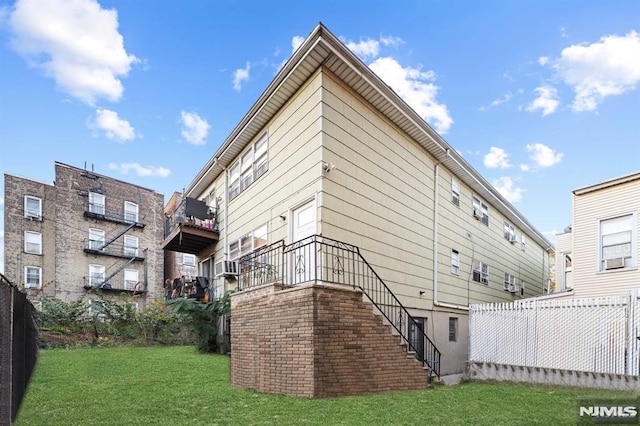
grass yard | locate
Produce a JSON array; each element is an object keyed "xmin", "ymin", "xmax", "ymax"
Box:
[{"xmin": 16, "ymin": 346, "xmax": 637, "ymax": 425}]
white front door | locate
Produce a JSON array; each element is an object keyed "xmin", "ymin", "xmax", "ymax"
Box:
[{"xmin": 291, "ymin": 201, "xmax": 316, "ymax": 284}]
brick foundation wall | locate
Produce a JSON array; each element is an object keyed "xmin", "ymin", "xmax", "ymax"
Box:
[{"xmin": 230, "ymin": 283, "xmax": 428, "ymax": 398}]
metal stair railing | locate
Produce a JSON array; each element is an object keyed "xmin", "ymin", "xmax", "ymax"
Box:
[{"xmin": 239, "ymin": 235, "xmax": 441, "ymax": 379}]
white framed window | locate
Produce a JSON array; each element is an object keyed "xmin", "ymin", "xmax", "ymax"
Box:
[
  {"xmin": 89, "ymin": 228, "xmax": 105, "ymax": 250},
  {"xmin": 228, "ymin": 162, "xmax": 240, "ymax": 200},
  {"xmin": 124, "ymin": 235, "xmax": 139, "ymax": 257},
  {"xmin": 503, "ymin": 222, "xmax": 516, "ymax": 242},
  {"xmin": 124, "ymin": 201, "xmax": 139, "ymax": 223},
  {"xmin": 451, "ymin": 249, "xmax": 460, "ymax": 275},
  {"xmin": 598, "ymin": 213, "xmax": 636, "ymax": 271},
  {"xmin": 183, "ymin": 253, "xmax": 196, "ymax": 266},
  {"xmin": 229, "ymin": 224, "xmax": 268, "ymax": 260},
  {"xmin": 472, "ymin": 196, "xmax": 489, "ymax": 225},
  {"xmin": 89, "ymin": 264, "xmax": 105, "ymax": 287},
  {"xmin": 521, "ymin": 234, "xmax": 526, "ymax": 251},
  {"xmin": 24, "ymin": 196, "xmax": 42, "ymax": 219},
  {"xmin": 24, "ymin": 231, "xmax": 42, "ymax": 254},
  {"xmin": 24, "ymin": 266, "xmax": 42, "ymax": 289},
  {"xmin": 504, "ymin": 272, "xmax": 517, "ymax": 291},
  {"xmin": 124, "ymin": 269, "xmax": 139, "ymax": 290},
  {"xmin": 472, "ymin": 260, "xmax": 489, "ymax": 284},
  {"xmin": 228, "ymin": 133, "xmax": 268, "ymax": 200},
  {"xmin": 451, "ymin": 178, "xmax": 460, "ymax": 206},
  {"xmin": 563, "ymin": 253, "xmax": 573, "ymax": 290},
  {"xmin": 89, "ymin": 192, "xmax": 105, "ymax": 215}
]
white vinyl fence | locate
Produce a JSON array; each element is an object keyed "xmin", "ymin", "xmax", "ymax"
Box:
[{"xmin": 469, "ymin": 293, "xmax": 640, "ymax": 376}]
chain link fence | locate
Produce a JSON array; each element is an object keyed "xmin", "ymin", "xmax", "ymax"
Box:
[{"xmin": 0, "ymin": 274, "xmax": 38, "ymax": 425}]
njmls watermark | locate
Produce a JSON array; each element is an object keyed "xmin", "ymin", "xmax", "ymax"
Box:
[{"xmin": 578, "ymin": 398, "xmax": 639, "ymax": 424}]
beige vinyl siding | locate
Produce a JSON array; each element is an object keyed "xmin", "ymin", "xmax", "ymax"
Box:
[
  {"xmin": 572, "ymin": 180, "xmax": 640, "ymax": 297},
  {"xmin": 319, "ymin": 69, "xmax": 548, "ymax": 309},
  {"xmin": 197, "ymin": 69, "xmax": 324, "ymax": 265},
  {"xmin": 436, "ymin": 169, "xmax": 547, "ymax": 305},
  {"xmin": 320, "ymin": 71, "xmax": 435, "ymax": 309}
]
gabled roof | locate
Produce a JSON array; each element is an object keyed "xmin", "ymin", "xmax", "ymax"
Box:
[
  {"xmin": 185, "ymin": 23, "xmax": 554, "ymax": 251},
  {"xmin": 573, "ymin": 170, "xmax": 640, "ymax": 196}
]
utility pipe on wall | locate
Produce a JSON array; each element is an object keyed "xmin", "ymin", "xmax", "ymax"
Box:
[{"xmin": 432, "ymin": 162, "xmax": 470, "ymax": 312}]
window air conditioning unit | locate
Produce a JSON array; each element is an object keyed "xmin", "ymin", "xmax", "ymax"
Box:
[
  {"xmin": 605, "ymin": 257, "xmax": 625, "ymax": 270},
  {"xmin": 507, "ymin": 283, "xmax": 517, "ymax": 293},
  {"xmin": 472, "ymin": 208, "xmax": 482, "ymax": 220},
  {"xmin": 214, "ymin": 260, "xmax": 239, "ymax": 277},
  {"xmin": 509, "ymin": 235, "xmax": 517, "ymax": 243}
]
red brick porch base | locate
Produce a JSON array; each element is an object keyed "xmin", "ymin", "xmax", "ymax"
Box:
[{"xmin": 230, "ymin": 282, "xmax": 428, "ymax": 398}]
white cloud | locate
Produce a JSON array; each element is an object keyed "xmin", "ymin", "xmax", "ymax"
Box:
[
  {"xmin": 292, "ymin": 36, "xmax": 305, "ymax": 53},
  {"xmin": 345, "ymin": 38, "xmax": 380, "ymax": 59},
  {"xmin": 526, "ymin": 86, "xmax": 560, "ymax": 116},
  {"xmin": 88, "ymin": 108, "xmax": 135, "ymax": 142},
  {"xmin": 549, "ymin": 31, "xmax": 640, "ymax": 111},
  {"xmin": 0, "ymin": 230, "xmax": 4, "ymax": 238},
  {"xmin": 369, "ymin": 57, "xmax": 453, "ymax": 133},
  {"xmin": 492, "ymin": 176, "xmax": 524, "ymax": 203},
  {"xmin": 537, "ymin": 56, "xmax": 550, "ymax": 66},
  {"xmin": 233, "ymin": 62, "xmax": 251, "ymax": 91},
  {"xmin": 108, "ymin": 162, "xmax": 170, "ymax": 177},
  {"xmin": 520, "ymin": 164, "xmax": 531, "ymax": 172},
  {"xmin": 491, "ymin": 92, "xmax": 513, "ymax": 107},
  {"xmin": 526, "ymin": 143, "xmax": 563, "ymax": 168},
  {"xmin": 7, "ymin": 0, "xmax": 138, "ymax": 105},
  {"xmin": 483, "ymin": 147, "xmax": 512, "ymax": 169},
  {"xmin": 180, "ymin": 111, "xmax": 210, "ymax": 145},
  {"xmin": 0, "ymin": 197, "xmax": 4, "ymax": 208},
  {"xmin": 380, "ymin": 35, "xmax": 404, "ymax": 47}
]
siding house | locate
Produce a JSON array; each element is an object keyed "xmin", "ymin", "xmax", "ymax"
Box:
[
  {"xmin": 162, "ymin": 23, "xmax": 553, "ymax": 391},
  {"xmin": 555, "ymin": 171, "xmax": 640, "ymax": 298},
  {"xmin": 3, "ymin": 162, "xmax": 165, "ymax": 309}
]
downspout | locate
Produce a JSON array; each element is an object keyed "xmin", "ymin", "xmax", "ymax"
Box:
[
  {"xmin": 223, "ymin": 166, "xmax": 229, "ymax": 295},
  {"xmin": 433, "ymin": 162, "xmax": 470, "ymax": 311}
]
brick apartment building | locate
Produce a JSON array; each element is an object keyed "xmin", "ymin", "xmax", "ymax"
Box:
[{"xmin": 3, "ymin": 162, "xmax": 165, "ymax": 308}]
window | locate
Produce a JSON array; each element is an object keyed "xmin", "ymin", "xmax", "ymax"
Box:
[
  {"xmin": 449, "ymin": 317, "xmax": 458, "ymax": 342},
  {"xmin": 89, "ymin": 192, "xmax": 105, "ymax": 215},
  {"xmin": 124, "ymin": 269, "xmax": 139, "ymax": 290},
  {"xmin": 451, "ymin": 179, "xmax": 460, "ymax": 206},
  {"xmin": 228, "ymin": 133, "xmax": 268, "ymax": 200},
  {"xmin": 521, "ymin": 234, "xmax": 526, "ymax": 251},
  {"xmin": 89, "ymin": 264, "xmax": 105, "ymax": 287},
  {"xmin": 229, "ymin": 224, "xmax": 268, "ymax": 260},
  {"xmin": 503, "ymin": 222, "xmax": 516, "ymax": 242},
  {"xmin": 451, "ymin": 249, "xmax": 460, "ymax": 275},
  {"xmin": 183, "ymin": 253, "xmax": 196, "ymax": 266},
  {"xmin": 24, "ymin": 266, "xmax": 42, "ymax": 289},
  {"xmin": 472, "ymin": 260, "xmax": 489, "ymax": 284},
  {"xmin": 89, "ymin": 228, "xmax": 105, "ymax": 250},
  {"xmin": 24, "ymin": 231, "xmax": 42, "ymax": 254},
  {"xmin": 124, "ymin": 235, "xmax": 139, "ymax": 257},
  {"xmin": 563, "ymin": 253, "xmax": 573, "ymax": 290},
  {"xmin": 124, "ymin": 201, "xmax": 139, "ymax": 223},
  {"xmin": 599, "ymin": 213, "xmax": 636, "ymax": 271},
  {"xmin": 24, "ymin": 196, "xmax": 42, "ymax": 219},
  {"xmin": 504, "ymin": 272, "xmax": 517, "ymax": 291},
  {"xmin": 228, "ymin": 163, "xmax": 240, "ymax": 200},
  {"xmin": 472, "ymin": 196, "xmax": 489, "ymax": 225}
]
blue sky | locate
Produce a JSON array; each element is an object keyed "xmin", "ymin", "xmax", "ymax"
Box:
[{"xmin": 1, "ymin": 0, "xmax": 639, "ymax": 273}]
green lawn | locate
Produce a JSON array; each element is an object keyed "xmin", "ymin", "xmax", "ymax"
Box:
[{"xmin": 16, "ymin": 346, "xmax": 636, "ymax": 425}]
